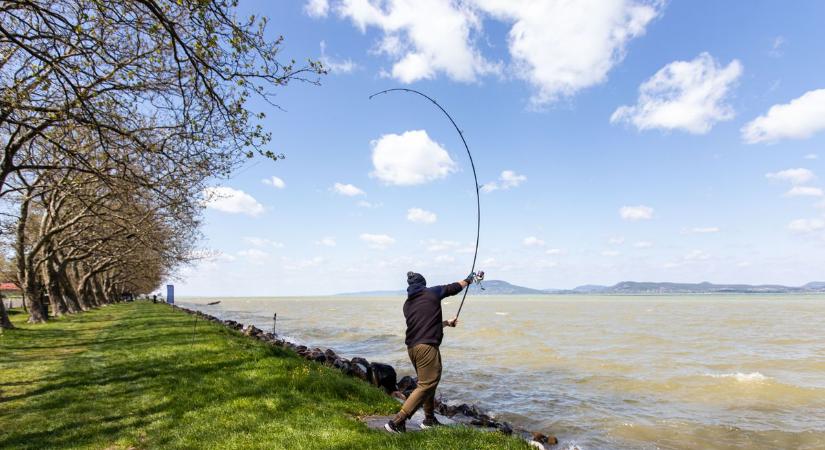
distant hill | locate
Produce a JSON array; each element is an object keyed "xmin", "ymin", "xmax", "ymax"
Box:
[
  {"xmin": 339, "ymin": 280, "xmax": 825, "ymax": 296},
  {"xmin": 551, "ymin": 281, "xmax": 825, "ymax": 295},
  {"xmin": 337, "ymin": 280, "xmax": 546, "ymax": 296}
]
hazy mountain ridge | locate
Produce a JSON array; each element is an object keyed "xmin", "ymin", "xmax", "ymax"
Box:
[{"xmin": 339, "ymin": 280, "xmax": 825, "ymax": 296}]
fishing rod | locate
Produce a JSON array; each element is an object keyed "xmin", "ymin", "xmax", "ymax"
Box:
[{"xmin": 369, "ymin": 88, "xmax": 482, "ymax": 319}]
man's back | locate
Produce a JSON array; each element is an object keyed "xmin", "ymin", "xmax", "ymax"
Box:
[{"xmin": 403, "ymin": 283, "xmax": 461, "ymax": 347}]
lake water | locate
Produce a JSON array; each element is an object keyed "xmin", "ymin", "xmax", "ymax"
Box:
[{"xmin": 179, "ymin": 295, "xmax": 825, "ymax": 450}]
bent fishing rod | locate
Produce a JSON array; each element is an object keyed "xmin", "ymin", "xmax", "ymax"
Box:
[{"xmin": 369, "ymin": 88, "xmax": 483, "ymax": 319}]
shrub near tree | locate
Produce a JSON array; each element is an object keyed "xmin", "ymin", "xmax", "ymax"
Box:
[{"xmin": 0, "ymin": 0, "xmax": 325, "ymax": 328}]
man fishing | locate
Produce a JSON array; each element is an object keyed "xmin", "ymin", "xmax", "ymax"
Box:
[{"xmin": 384, "ymin": 271, "xmax": 474, "ymax": 433}]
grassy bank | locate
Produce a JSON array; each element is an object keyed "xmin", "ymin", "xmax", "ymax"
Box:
[{"xmin": 0, "ymin": 302, "xmax": 527, "ymax": 449}]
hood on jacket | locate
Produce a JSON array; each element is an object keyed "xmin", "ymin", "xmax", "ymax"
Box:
[{"xmin": 406, "ymin": 271, "xmax": 427, "ymax": 296}]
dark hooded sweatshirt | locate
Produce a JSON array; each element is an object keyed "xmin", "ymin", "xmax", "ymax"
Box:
[{"xmin": 403, "ymin": 273, "xmax": 463, "ymax": 348}]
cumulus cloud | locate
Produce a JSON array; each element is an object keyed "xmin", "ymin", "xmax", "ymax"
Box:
[
  {"xmin": 619, "ymin": 205, "xmax": 653, "ymax": 221},
  {"xmin": 742, "ymin": 89, "xmax": 825, "ymax": 144},
  {"xmin": 371, "ymin": 130, "xmax": 457, "ymax": 185},
  {"xmin": 203, "ymin": 186, "xmax": 264, "ymax": 217},
  {"xmin": 243, "ymin": 237, "xmax": 284, "ymax": 248},
  {"xmin": 320, "ymin": 40, "xmax": 359, "ymax": 74},
  {"xmin": 332, "ymin": 182, "xmax": 365, "ymax": 196},
  {"xmin": 479, "ymin": 0, "xmax": 661, "ymax": 105},
  {"xmin": 262, "ymin": 176, "xmax": 286, "ymax": 189},
  {"xmin": 608, "ymin": 236, "xmax": 625, "ymax": 245},
  {"xmin": 611, "ymin": 53, "xmax": 742, "ymax": 134},
  {"xmin": 407, "ymin": 207, "xmax": 437, "ymax": 224},
  {"xmin": 545, "ymin": 248, "xmax": 563, "ymax": 255},
  {"xmin": 523, "ymin": 236, "xmax": 545, "ymax": 247},
  {"xmin": 766, "ymin": 168, "xmax": 815, "ymax": 185},
  {"xmin": 335, "ymin": 0, "xmax": 498, "ymax": 83},
  {"xmin": 634, "ymin": 241, "xmax": 653, "ymax": 248},
  {"xmin": 481, "ymin": 170, "xmax": 527, "ymax": 193},
  {"xmin": 316, "ymin": 237, "xmax": 337, "ymax": 247},
  {"xmin": 323, "ymin": 0, "xmax": 659, "ymax": 104},
  {"xmin": 305, "ymin": 0, "xmax": 329, "ymax": 17},
  {"xmin": 788, "ymin": 218, "xmax": 825, "ymax": 233},
  {"xmin": 424, "ymin": 239, "xmax": 460, "ymax": 252},
  {"xmin": 360, "ymin": 233, "xmax": 396, "ymax": 249},
  {"xmin": 601, "ymin": 250, "xmax": 620, "ymax": 257},
  {"xmin": 804, "ymin": 153, "xmax": 818, "ymax": 160},
  {"xmin": 785, "ymin": 186, "xmax": 823, "ymax": 197}
]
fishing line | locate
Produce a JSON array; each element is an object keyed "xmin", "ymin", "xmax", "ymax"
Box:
[{"xmin": 369, "ymin": 88, "xmax": 481, "ymax": 319}]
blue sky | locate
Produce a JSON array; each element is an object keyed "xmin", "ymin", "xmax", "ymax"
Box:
[{"xmin": 174, "ymin": 0, "xmax": 825, "ymax": 296}]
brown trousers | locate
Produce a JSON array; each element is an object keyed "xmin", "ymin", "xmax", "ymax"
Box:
[{"xmin": 397, "ymin": 343, "xmax": 442, "ymax": 421}]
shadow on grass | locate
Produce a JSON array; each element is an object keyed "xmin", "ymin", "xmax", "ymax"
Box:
[{"xmin": 1, "ymin": 302, "xmax": 527, "ymax": 450}]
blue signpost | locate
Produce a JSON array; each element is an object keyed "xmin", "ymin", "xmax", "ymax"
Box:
[{"xmin": 166, "ymin": 284, "xmax": 175, "ymax": 304}]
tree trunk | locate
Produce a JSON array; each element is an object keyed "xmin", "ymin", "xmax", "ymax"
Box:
[
  {"xmin": 42, "ymin": 259, "xmax": 67, "ymax": 317},
  {"xmin": 57, "ymin": 265, "xmax": 82, "ymax": 313},
  {"xmin": 70, "ymin": 264, "xmax": 92, "ymax": 310},
  {"xmin": 0, "ymin": 294, "xmax": 13, "ymax": 330},
  {"xmin": 16, "ymin": 197, "xmax": 47, "ymax": 324},
  {"xmin": 92, "ymin": 277, "xmax": 107, "ymax": 306}
]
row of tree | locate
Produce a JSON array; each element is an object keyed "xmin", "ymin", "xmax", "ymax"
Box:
[{"xmin": 0, "ymin": 0, "xmax": 323, "ymax": 328}]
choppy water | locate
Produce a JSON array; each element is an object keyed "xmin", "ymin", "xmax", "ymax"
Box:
[{"xmin": 179, "ymin": 295, "xmax": 825, "ymax": 450}]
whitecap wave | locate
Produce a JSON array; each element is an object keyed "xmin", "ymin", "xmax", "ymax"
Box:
[
  {"xmin": 705, "ymin": 372, "xmax": 769, "ymax": 382},
  {"xmin": 495, "ymin": 312, "xmax": 509, "ymax": 316}
]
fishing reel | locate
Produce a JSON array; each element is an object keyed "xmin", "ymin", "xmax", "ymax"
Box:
[{"xmin": 472, "ymin": 270, "xmax": 485, "ymax": 290}]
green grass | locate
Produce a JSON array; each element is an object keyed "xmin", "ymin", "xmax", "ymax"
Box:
[{"xmin": 0, "ymin": 302, "xmax": 528, "ymax": 449}]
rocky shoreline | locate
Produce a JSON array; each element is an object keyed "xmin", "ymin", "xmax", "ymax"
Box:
[{"xmin": 171, "ymin": 304, "xmax": 560, "ymax": 449}]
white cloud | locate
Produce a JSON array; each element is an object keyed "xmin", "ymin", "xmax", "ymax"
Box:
[
  {"xmin": 316, "ymin": 237, "xmax": 337, "ymax": 247},
  {"xmin": 601, "ymin": 250, "xmax": 620, "ymax": 257},
  {"xmin": 237, "ymin": 248, "xmax": 270, "ymax": 261},
  {"xmin": 608, "ymin": 236, "xmax": 625, "ymax": 245},
  {"xmin": 407, "ymin": 207, "xmax": 437, "ymax": 224},
  {"xmin": 478, "ymin": 0, "xmax": 662, "ymax": 105},
  {"xmin": 804, "ymin": 153, "xmax": 818, "ymax": 160},
  {"xmin": 262, "ymin": 176, "xmax": 286, "ymax": 189},
  {"xmin": 689, "ymin": 226, "xmax": 720, "ymax": 234},
  {"xmin": 305, "ymin": 0, "xmax": 329, "ymax": 17},
  {"xmin": 424, "ymin": 239, "xmax": 460, "ymax": 252},
  {"xmin": 785, "ymin": 186, "xmax": 823, "ymax": 197},
  {"xmin": 327, "ymin": 0, "xmax": 660, "ymax": 105},
  {"xmin": 634, "ymin": 241, "xmax": 653, "ymax": 248},
  {"xmin": 332, "ymin": 182, "xmax": 365, "ymax": 196},
  {"xmin": 545, "ymin": 248, "xmax": 563, "ymax": 255},
  {"xmin": 742, "ymin": 89, "xmax": 825, "ymax": 144},
  {"xmin": 619, "ymin": 205, "xmax": 653, "ymax": 221},
  {"xmin": 202, "ymin": 186, "xmax": 264, "ymax": 217},
  {"xmin": 243, "ymin": 237, "xmax": 284, "ymax": 248},
  {"xmin": 523, "ymin": 236, "xmax": 545, "ymax": 247},
  {"xmin": 371, "ymin": 130, "xmax": 457, "ymax": 185},
  {"xmin": 766, "ymin": 168, "xmax": 815, "ymax": 185},
  {"xmin": 360, "ymin": 233, "xmax": 396, "ymax": 249},
  {"xmin": 434, "ymin": 255, "xmax": 455, "ymax": 264},
  {"xmin": 335, "ymin": 0, "xmax": 498, "ymax": 84},
  {"xmin": 481, "ymin": 170, "xmax": 527, "ymax": 193},
  {"xmin": 320, "ymin": 40, "xmax": 359, "ymax": 74},
  {"xmin": 611, "ymin": 53, "xmax": 742, "ymax": 134},
  {"xmin": 788, "ymin": 218, "xmax": 825, "ymax": 233}
]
